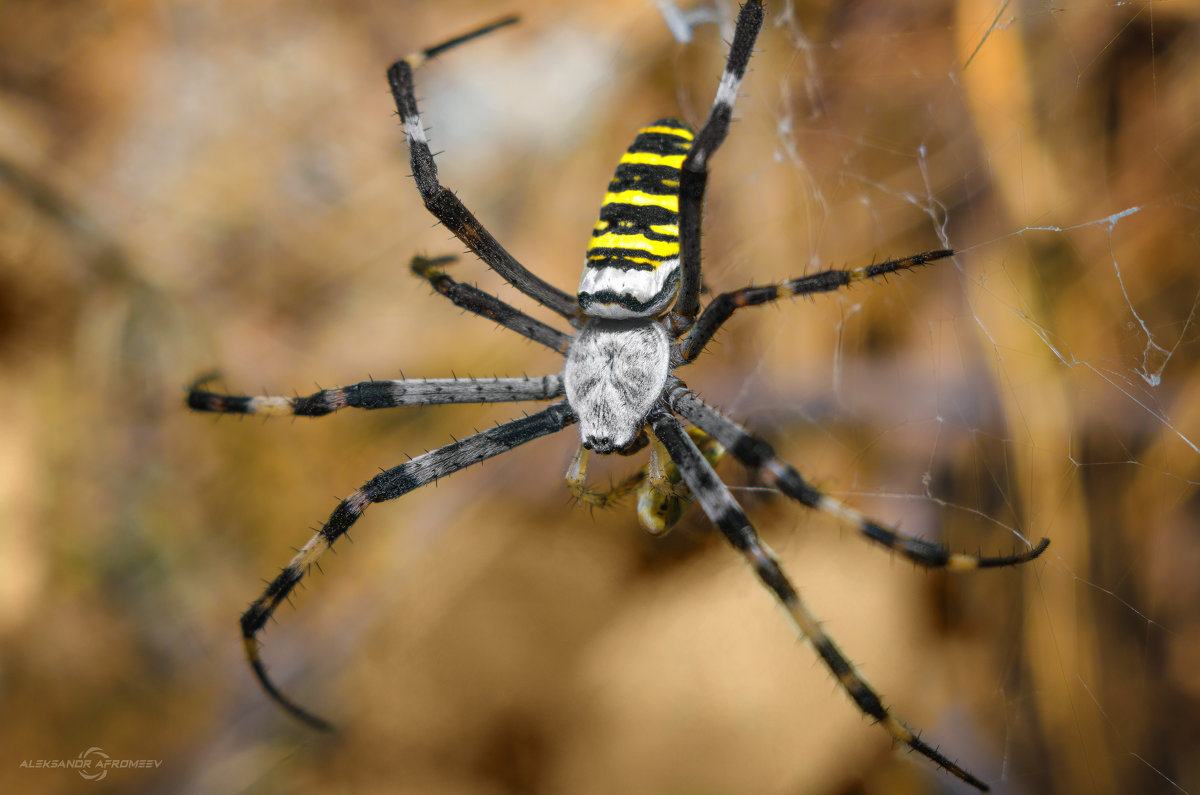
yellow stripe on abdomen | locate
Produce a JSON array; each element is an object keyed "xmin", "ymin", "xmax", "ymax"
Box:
[
  {"xmin": 579, "ymin": 119, "xmax": 693, "ymax": 319},
  {"xmin": 589, "ymin": 232, "xmax": 679, "ymax": 257},
  {"xmin": 598, "ymin": 190, "xmax": 679, "ymax": 213},
  {"xmin": 619, "ymin": 151, "xmax": 686, "ymax": 169}
]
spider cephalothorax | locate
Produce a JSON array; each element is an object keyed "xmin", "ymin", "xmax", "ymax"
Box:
[
  {"xmin": 190, "ymin": 5, "xmax": 1048, "ymax": 790},
  {"xmin": 565, "ymin": 319, "xmax": 670, "ymax": 454}
]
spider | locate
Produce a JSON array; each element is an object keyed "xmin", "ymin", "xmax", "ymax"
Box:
[{"xmin": 189, "ymin": 3, "xmax": 1048, "ymax": 790}]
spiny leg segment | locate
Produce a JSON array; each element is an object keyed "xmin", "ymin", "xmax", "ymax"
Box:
[
  {"xmin": 664, "ymin": 378, "xmax": 1050, "ymax": 569},
  {"xmin": 636, "ymin": 429, "xmax": 726, "ymax": 534},
  {"xmin": 566, "ymin": 426, "xmax": 725, "ymax": 534},
  {"xmin": 411, "ymin": 255, "xmax": 573, "ymax": 354},
  {"xmin": 188, "ymin": 373, "xmax": 563, "ymax": 418},
  {"xmin": 565, "ymin": 445, "xmax": 645, "ymax": 510},
  {"xmin": 648, "ymin": 408, "xmax": 993, "ymax": 792},
  {"xmin": 680, "ymin": 249, "xmax": 956, "ymax": 363},
  {"xmin": 240, "ymin": 402, "xmax": 576, "ymax": 730},
  {"xmin": 388, "ymin": 19, "xmax": 583, "ymax": 325},
  {"xmin": 669, "ymin": 0, "xmax": 765, "ymax": 333}
]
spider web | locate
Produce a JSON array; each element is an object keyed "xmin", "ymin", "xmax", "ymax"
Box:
[
  {"xmin": 677, "ymin": 3, "xmax": 1199, "ymax": 794},
  {"xmin": 413, "ymin": 2, "xmax": 1200, "ymax": 792},
  {"xmin": 0, "ymin": 2, "xmax": 1196, "ymax": 794}
]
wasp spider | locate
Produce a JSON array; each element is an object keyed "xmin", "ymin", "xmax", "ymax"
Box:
[{"xmin": 189, "ymin": 3, "xmax": 1048, "ymax": 789}]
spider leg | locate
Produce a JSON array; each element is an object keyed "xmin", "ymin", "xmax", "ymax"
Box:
[
  {"xmin": 665, "ymin": 379, "xmax": 1050, "ymax": 568},
  {"xmin": 388, "ymin": 19, "xmax": 583, "ymax": 326},
  {"xmin": 647, "ymin": 408, "xmax": 992, "ymax": 792},
  {"xmin": 187, "ymin": 373, "xmax": 563, "ymax": 418},
  {"xmin": 636, "ymin": 428, "xmax": 725, "ymax": 534},
  {"xmin": 566, "ymin": 428, "xmax": 725, "ymax": 534},
  {"xmin": 411, "ymin": 255, "xmax": 572, "ymax": 354},
  {"xmin": 565, "ymin": 445, "xmax": 646, "ymax": 509},
  {"xmin": 668, "ymin": 0, "xmax": 765, "ymax": 334},
  {"xmin": 242, "ymin": 401, "xmax": 576, "ymax": 730},
  {"xmin": 679, "ymin": 249, "xmax": 954, "ymax": 362}
]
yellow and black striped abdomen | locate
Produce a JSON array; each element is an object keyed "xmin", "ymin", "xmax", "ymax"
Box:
[{"xmin": 578, "ymin": 120, "xmax": 693, "ymax": 318}]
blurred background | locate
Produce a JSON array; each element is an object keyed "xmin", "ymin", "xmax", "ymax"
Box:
[{"xmin": 2, "ymin": 0, "xmax": 1198, "ymax": 793}]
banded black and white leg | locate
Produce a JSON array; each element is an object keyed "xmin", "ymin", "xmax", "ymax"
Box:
[
  {"xmin": 239, "ymin": 401, "xmax": 577, "ymax": 730},
  {"xmin": 648, "ymin": 408, "xmax": 996, "ymax": 792},
  {"xmin": 387, "ymin": 19, "xmax": 583, "ymax": 326},
  {"xmin": 664, "ymin": 379, "xmax": 1050, "ymax": 568},
  {"xmin": 410, "ymin": 255, "xmax": 572, "ymax": 355},
  {"xmin": 188, "ymin": 373, "xmax": 564, "ymax": 418},
  {"xmin": 679, "ymin": 249, "xmax": 956, "ymax": 363},
  {"xmin": 669, "ymin": 0, "xmax": 765, "ymax": 334}
]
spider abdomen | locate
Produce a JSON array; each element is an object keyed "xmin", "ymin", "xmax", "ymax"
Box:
[
  {"xmin": 564, "ymin": 318, "xmax": 670, "ymax": 454},
  {"xmin": 578, "ymin": 120, "xmax": 693, "ymax": 319}
]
